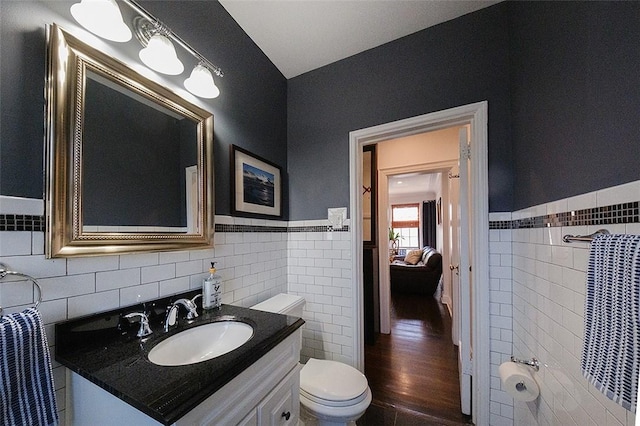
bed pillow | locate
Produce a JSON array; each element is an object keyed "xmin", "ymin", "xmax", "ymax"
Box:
[{"xmin": 404, "ymin": 249, "xmax": 423, "ymax": 265}]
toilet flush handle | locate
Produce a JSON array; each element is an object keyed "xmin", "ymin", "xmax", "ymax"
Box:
[{"xmin": 281, "ymin": 411, "xmax": 291, "ymax": 421}]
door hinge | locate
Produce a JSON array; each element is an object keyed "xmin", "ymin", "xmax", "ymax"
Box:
[{"xmin": 461, "ymin": 144, "xmax": 471, "ymax": 160}]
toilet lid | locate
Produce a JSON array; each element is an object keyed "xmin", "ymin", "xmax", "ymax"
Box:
[{"xmin": 300, "ymin": 359, "xmax": 369, "ymax": 406}]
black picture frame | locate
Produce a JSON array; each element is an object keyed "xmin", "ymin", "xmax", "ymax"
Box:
[{"xmin": 231, "ymin": 145, "xmax": 282, "ymax": 219}]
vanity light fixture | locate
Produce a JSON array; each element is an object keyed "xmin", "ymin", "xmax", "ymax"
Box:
[
  {"xmin": 184, "ymin": 63, "xmax": 220, "ymax": 99},
  {"xmin": 138, "ymin": 32, "xmax": 184, "ymax": 75},
  {"xmin": 70, "ymin": 0, "xmax": 132, "ymax": 42},
  {"xmin": 72, "ymin": 0, "xmax": 225, "ymax": 98},
  {"xmin": 132, "ymin": 13, "xmax": 224, "ymax": 96}
]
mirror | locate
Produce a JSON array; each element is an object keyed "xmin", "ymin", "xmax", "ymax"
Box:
[{"xmin": 45, "ymin": 24, "xmax": 214, "ymax": 257}]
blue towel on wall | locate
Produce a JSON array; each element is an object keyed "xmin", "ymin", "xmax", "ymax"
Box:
[
  {"xmin": 581, "ymin": 234, "xmax": 640, "ymax": 413},
  {"xmin": 0, "ymin": 308, "xmax": 58, "ymax": 426}
]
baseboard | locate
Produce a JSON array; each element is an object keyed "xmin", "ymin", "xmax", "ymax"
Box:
[{"xmin": 441, "ymin": 295, "xmax": 452, "ymax": 316}]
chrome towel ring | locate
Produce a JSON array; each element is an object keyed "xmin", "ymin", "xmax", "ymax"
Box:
[{"xmin": 0, "ymin": 263, "xmax": 43, "ymax": 314}]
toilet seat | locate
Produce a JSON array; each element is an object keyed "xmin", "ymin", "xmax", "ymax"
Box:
[
  {"xmin": 300, "ymin": 359, "xmax": 369, "ymax": 407},
  {"xmin": 300, "ymin": 387, "xmax": 369, "ymax": 408},
  {"xmin": 300, "ymin": 385, "xmax": 372, "ymax": 423}
]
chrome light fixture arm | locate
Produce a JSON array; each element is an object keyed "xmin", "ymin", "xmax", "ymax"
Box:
[
  {"xmin": 124, "ymin": 0, "xmax": 224, "ymax": 77},
  {"xmin": 70, "ymin": 0, "xmax": 223, "ymax": 97}
]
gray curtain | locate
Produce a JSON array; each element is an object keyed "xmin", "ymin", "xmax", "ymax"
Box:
[{"xmin": 422, "ymin": 200, "xmax": 436, "ymax": 250}]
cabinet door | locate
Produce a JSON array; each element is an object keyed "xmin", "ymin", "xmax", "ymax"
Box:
[
  {"xmin": 257, "ymin": 367, "xmax": 300, "ymax": 426},
  {"xmin": 238, "ymin": 409, "xmax": 258, "ymax": 426}
]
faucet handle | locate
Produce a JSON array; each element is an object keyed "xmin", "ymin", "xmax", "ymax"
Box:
[
  {"xmin": 189, "ymin": 294, "xmax": 202, "ymax": 314},
  {"xmin": 179, "ymin": 297, "xmax": 199, "ymax": 320},
  {"xmin": 124, "ymin": 312, "xmax": 153, "ymax": 338}
]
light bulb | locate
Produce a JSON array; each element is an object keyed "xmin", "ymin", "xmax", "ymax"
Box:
[
  {"xmin": 139, "ymin": 34, "xmax": 184, "ymax": 75},
  {"xmin": 70, "ymin": 0, "xmax": 131, "ymax": 42},
  {"xmin": 184, "ymin": 64, "xmax": 220, "ymax": 98}
]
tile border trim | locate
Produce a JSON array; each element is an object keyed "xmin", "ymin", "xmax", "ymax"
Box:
[
  {"xmin": 0, "ymin": 217, "xmax": 349, "ymax": 234},
  {"xmin": 489, "ymin": 201, "xmax": 639, "ymax": 230},
  {"xmin": 215, "ymin": 224, "xmax": 349, "ymax": 233},
  {"xmin": 0, "ymin": 214, "xmax": 45, "ymax": 232},
  {"xmin": 2, "ymin": 202, "xmax": 636, "ymax": 233}
]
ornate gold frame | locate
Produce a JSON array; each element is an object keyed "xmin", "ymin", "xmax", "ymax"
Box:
[{"xmin": 45, "ymin": 24, "xmax": 214, "ymax": 257}]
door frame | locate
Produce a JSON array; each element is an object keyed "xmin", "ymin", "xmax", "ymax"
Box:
[
  {"xmin": 377, "ymin": 161, "xmax": 455, "ymax": 334},
  {"xmin": 348, "ymin": 101, "xmax": 489, "ymax": 424}
]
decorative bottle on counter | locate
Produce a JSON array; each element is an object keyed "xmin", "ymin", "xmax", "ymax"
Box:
[
  {"xmin": 212, "ymin": 270, "xmax": 222, "ymax": 309},
  {"xmin": 203, "ymin": 262, "xmax": 221, "ymax": 310}
]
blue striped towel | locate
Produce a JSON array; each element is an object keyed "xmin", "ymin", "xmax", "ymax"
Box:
[
  {"xmin": 581, "ymin": 233, "xmax": 640, "ymax": 413},
  {"xmin": 0, "ymin": 308, "xmax": 58, "ymax": 426}
]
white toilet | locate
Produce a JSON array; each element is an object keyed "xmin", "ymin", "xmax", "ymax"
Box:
[{"xmin": 251, "ymin": 294, "xmax": 372, "ymax": 426}]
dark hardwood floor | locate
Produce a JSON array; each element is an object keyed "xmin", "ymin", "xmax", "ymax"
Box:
[{"xmin": 358, "ymin": 291, "xmax": 473, "ymax": 425}]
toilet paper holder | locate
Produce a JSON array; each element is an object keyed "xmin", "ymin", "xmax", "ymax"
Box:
[{"xmin": 510, "ymin": 356, "xmax": 540, "ymax": 372}]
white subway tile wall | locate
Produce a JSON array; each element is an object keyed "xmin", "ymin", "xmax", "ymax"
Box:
[
  {"xmin": 510, "ymin": 180, "xmax": 640, "ymax": 426},
  {"xmin": 3, "ymin": 180, "xmax": 640, "ymax": 425},
  {"xmin": 287, "ymin": 221, "xmax": 354, "ymax": 365},
  {"xmin": 489, "ymin": 216, "xmax": 515, "ymax": 426},
  {"xmin": 0, "ymin": 213, "xmax": 288, "ymax": 425}
]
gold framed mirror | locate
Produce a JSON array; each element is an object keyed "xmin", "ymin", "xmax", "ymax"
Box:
[{"xmin": 45, "ymin": 24, "xmax": 214, "ymax": 258}]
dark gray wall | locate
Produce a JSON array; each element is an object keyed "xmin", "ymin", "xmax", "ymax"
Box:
[
  {"xmin": 0, "ymin": 0, "xmax": 288, "ymax": 218},
  {"xmin": 0, "ymin": 2, "xmax": 47, "ymax": 200},
  {"xmin": 287, "ymin": 4, "xmax": 513, "ymax": 219},
  {"xmin": 287, "ymin": 1, "xmax": 640, "ymax": 218},
  {"xmin": 3, "ymin": 1, "xmax": 639, "ymax": 221},
  {"xmin": 508, "ymin": 1, "xmax": 640, "ymax": 211}
]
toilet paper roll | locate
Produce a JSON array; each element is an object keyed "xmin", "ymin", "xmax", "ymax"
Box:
[{"xmin": 499, "ymin": 361, "xmax": 540, "ymax": 402}]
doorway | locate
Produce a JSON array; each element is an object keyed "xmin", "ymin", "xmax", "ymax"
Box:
[
  {"xmin": 376, "ymin": 130, "xmax": 458, "ymax": 335},
  {"xmin": 349, "ymin": 102, "xmax": 490, "ymax": 424}
]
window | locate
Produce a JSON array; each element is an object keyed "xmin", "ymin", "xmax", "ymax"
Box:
[{"xmin": 391, "ymin": 203, "xmax": 420, "ymax": 249}]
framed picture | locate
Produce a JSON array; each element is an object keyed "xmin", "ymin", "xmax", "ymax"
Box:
[{"xmin": 231, "ymin": 145, "xmax": 282, "ymax": 218}]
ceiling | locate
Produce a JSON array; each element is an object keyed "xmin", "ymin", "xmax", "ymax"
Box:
[
  {"xmin": 218, "ymin": 0, "xmax": 501, "ymax": 79},
  {"xmin": 388, "ymin": 172, "xmax": 440, "ymax": 197}
]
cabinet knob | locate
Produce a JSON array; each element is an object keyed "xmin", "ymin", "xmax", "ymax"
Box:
[{"xmin": 281, "ymin": 411, "xmax": 291, "ymax": 421}]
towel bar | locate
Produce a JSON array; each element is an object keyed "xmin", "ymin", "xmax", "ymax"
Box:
[
  {"xmin": 0, "ymin": 263, "xmax": 42, "ymax": 314},
  {"xmin": 562, "ymin": 229, "xmax": 610, "ymax": 243}
]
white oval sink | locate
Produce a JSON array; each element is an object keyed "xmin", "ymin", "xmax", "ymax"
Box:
[{"xmin": 148, "ymin": 321, "xmax": 254, "ymax": 366}]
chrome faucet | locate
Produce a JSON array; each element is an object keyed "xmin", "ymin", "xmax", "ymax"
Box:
[
  {"xmin": 164, "ymin": 296, "xmax": 200, "ymax": 332},
  {"xmin": 124, "ymin": 312, "xmax": 153, "ymax": 338}
]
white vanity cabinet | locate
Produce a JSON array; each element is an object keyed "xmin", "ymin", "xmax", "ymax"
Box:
[
  {"xmin": 257, "ymin": 366, "xmax": 299, "ymax": 425},
  {"xmin": 239, "ymin": 366, "xmax": 299, "ymax": 426},
  {"xmin": 66, "ymin": 330, "xmax": 301, "ymax": 425}
]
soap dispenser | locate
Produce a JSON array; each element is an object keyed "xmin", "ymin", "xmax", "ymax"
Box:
[{"xmin": 203, "ymin": 262, "xmax": 221, "ymax": 310}]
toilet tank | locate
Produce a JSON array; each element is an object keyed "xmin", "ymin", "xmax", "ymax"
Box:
[{"xmin": 251, "ymin": 294, "xmax": 305, "ymax": 317}]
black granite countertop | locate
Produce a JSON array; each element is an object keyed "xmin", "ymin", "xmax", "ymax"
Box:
[{"xmin": 55, "ymin": 290, "xmax": 304, "ymax": 425}]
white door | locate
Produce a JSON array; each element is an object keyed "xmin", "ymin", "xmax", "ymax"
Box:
[{"xmin": 457, "ymin": 127, "xmax": 472, "ymax": 415}]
